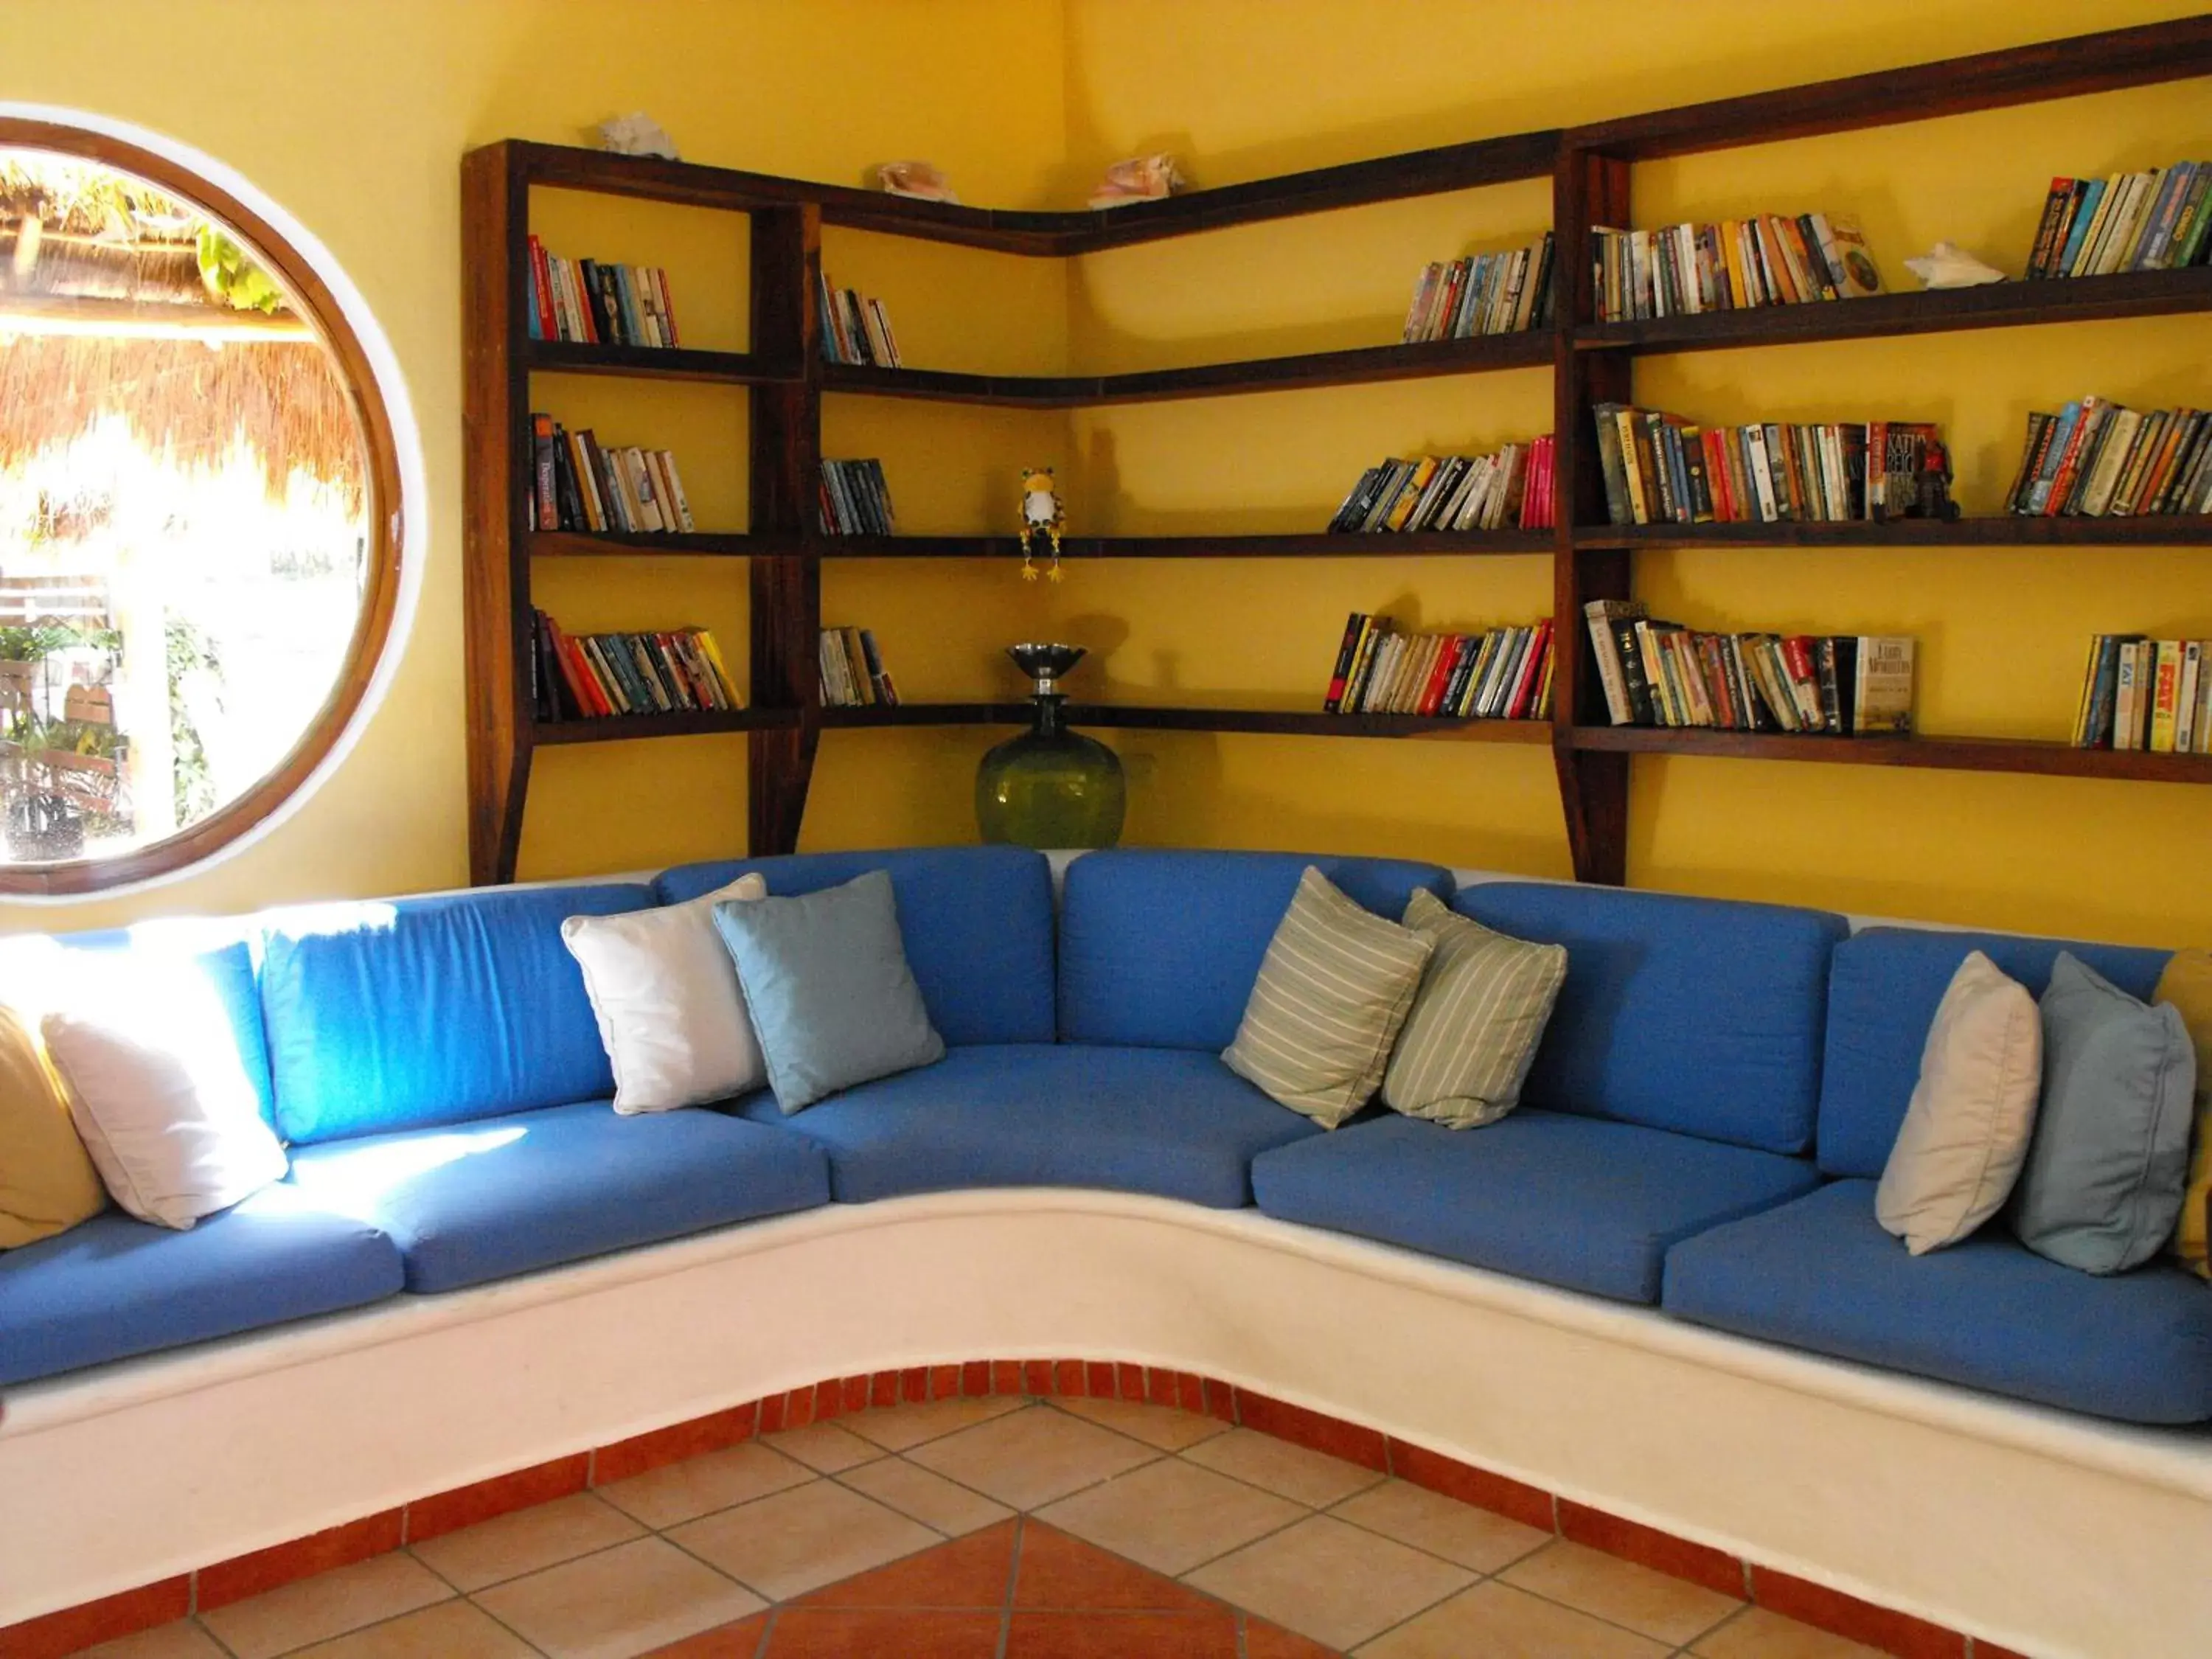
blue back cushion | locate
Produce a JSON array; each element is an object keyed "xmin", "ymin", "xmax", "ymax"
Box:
[
  {"xmin": 1819, "ymin": 926, "xmax": 2170, "ymax": 1179},
  {"xmin": 39, "ymin": 928, "xmax": 276, "ymax": 1130},
  {"xmin": 1456, "ymin": 883, "xmax": 1848, "ymax": 1155},
  {"xmin": 1058, "ymin": 849, "xmax": 1453, "ymax": 1050},
  {"xmin": 655, "ymin": 846, "xmax": 1054, "ymax": 1046},
  {"xmin": 261, "ymin": 883, "xmax": 652, "ymax": 1145}
]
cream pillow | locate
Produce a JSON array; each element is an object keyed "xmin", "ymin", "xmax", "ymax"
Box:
[
  {"xmin": 1382, "ymin": 888, "xmax": 1567, "ymax": 1130},
  {"xmin": 1222, "ymin": 867, "xmax": 1433, "ymax": 1128},
  {"xmin": 1875, "ymin": 950, "xmax": 2041, "ymax": 1255},
  {"xmin": 563, "ymin": 873, "xmax": 769, "ymax": 1113},
  {"xmin": 0, "ymin": 1003, "xmax": 107, "ymax": 1248},
  {"xmin": 41, "ymin": 957, "xmax": 288, "ymax": 1231}
]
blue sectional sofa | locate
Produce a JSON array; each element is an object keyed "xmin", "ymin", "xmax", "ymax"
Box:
[{"xmin": 1, "ymin": 845, "xmax": 2207, "ymax": 1430}]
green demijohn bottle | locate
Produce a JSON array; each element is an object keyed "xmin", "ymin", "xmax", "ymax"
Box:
[{"xmin": 975, "ymin": 644, "xmax": 1126, "ymax": 849}]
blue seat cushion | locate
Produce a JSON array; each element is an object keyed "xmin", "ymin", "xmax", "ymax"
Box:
[
  {"xmin": 261, "ymin": 883, "xmax": 654, "ymax": 1145},
  {"xmin": 656, "ymin": 847, "xmax": 1054, "ymax": 1046},
  {"xmin": 731, "ymin": 1043, "xmax": 1321, "ymax": 1206},
  {"xmin": 1251, "ymin": 1110, "xmax": 1820, "ymax": 1304},
  {"xmin": 288, "ymin": 1100, "xmax": 830, "ymax": 1293},
  {"xmin": 0, "ymin": 1185, "xmax": 403, "ymax": 1387},
  {"xmin": 1455, "ymin": 883, "xmax": 1847, "ymax": 1155},
  {"xmin": 1818, "ymin": 928, "xmax": 2171, "ymax": 1179},
  {"xmin": 1663, "ymin": 1179, "xmax": 2212, "ymax": 1425},
  {"xmin": 1058, "ymin": 849, "xmax": 1453, "ymax": 1050}
]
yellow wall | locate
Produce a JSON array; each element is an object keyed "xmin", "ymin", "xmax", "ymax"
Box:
[{"xmin": 7, "ymin": 0, "xmax": 2211, "ymax": 949}]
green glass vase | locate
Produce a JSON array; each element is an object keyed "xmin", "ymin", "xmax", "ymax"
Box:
[{"xmin": 975, "ymin": 644, "xmax": 1126, "ymax": 849}]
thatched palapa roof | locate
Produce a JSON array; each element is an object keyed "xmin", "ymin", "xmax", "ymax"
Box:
[{"xmin": 0, "ymin": 152, "xmax": 366, "ymax": 502}]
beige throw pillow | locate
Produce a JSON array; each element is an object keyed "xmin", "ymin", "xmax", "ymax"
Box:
[
  {"xmin": 0, "ymin": 1004, "xmax": 107, "ymax": 1248},
  {"xmin": 2155, "ymin": 947, "xmax": 2212, "ymax": 1279},
  {"xmin": 563, "ymin": 873, "xmax": 769, "ymax": 1113},
  {"xmin": 1875, "ymin": 950, "xmax": 2041, "ymax": 1255},
  {"xmin": 1222, "ymin": 867, "xmax": 1432, "ymax": 1128},
  {"xmin": 1382, "ymin": 889, "xmax": 1568, "ymax": 1130}
]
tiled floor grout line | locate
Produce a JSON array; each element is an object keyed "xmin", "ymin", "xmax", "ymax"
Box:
[
  {"xmin": 993, "ymin": 1512, "xmax": 1023, "ymax": 1659},
  {"xmin": 402, "ymin": 1541, "xmax": 563, "ymax": 1659}
]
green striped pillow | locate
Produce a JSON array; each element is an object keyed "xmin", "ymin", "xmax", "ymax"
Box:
[
  {"xmin": 1382, "ymin": 888, "xmax": 1568, "ymax": 1130},
  {"xmin": 1222, "ymin": 867, "xmax": 1433, "ymax": 1128}
]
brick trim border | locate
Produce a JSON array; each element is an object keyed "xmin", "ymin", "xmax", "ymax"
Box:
[{"xmin": 0, "ymin": 1357, "xmax": 2004, "ymax": 1659}]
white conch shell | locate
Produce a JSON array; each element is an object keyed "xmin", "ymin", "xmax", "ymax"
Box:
[
  {"xmin": 596, "ymin": 113, "xmax": 678, "ymax": 160},
  {"xmin": 877, "ymin": 161, "xmax": 961, "ymax": 204},
  {"xmin": 1089, "ymin": 154, "xmax": 1186, "ymax": 209},
  {"xmin": 1902, "ymin": 241, "xmax": 2006, "ymax": 289}
]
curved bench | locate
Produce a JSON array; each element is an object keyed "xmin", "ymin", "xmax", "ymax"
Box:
[{"xmin": 3, "ymin": 844, "xmax": 2208, "ymax": 1658}]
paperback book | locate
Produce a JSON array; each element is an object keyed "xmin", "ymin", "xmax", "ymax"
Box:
[
  {"xmin": 1327, "ymin": 437, "xmax": 1556, "ymax": 533},
  {"xmin": 2024, "ymin": 163, "xmax": 2212, "ymax": 279},
  {"xmin": 530, "ymin": 414, "xmax": 695, "ymax": 535},
  {"xmin": 1590, "ymin": 406, "xmax": 1955, "ymax": 526},
  {"xmin": 1592, "ymin": 212, "xmax": 1881, "ymax": 323},
  {"xmin": 525, "ymin": 237, "xmax": 681, "ymax": 347},
  {"xmin": 531, "ymin": 611, "xmax": 740, "ymax": 721},
  {"xmin": 818, "ymin": 460, "xmax": 898, "ymax": 535},
  {"xmin": 1401, "ymin": 234, "xmax": 1555, "ymax": 340},
  {"xmin": 817, "ymin": 274, "xmax": 905, "ymax": 366},
  {"xmin": 1582, "ymin": 599, "xmax": 1913, "ymax": 735},
  {"xmin": 2002, "ymin": 400, "xmax": 2212, "ymax": 517},
  {"xmin": 1322, "ymin": 614, "xmax": 1554, "ymax": 720},
  {"xmin": 2072, "ymin": 636, "xmax": 2212, "ymax": 753},
  {"xmin": 818, "ymin": 627, "xmax": 901, "ymax": 707}
]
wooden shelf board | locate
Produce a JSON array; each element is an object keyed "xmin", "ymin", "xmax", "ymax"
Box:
[
  {"xmin": 1564, "ymin": 16, "xmax": 2212, "ymax": 160},
  {"xmin": 820, "ymin": 331, "xmax": 1553, "ymax": 406},
  {"xmin": 530, "ymin": 530, "xmax": 763, "ymax": 557},
  {"xmin": 532, "ymin": 709, "xmax": 800, "ymax": 745},
  {"xmin": 811, "ymin": 530, "xmax": 1553, "ymax": 559},
  {"xmin": 509, "ymin": 129, "xmax": 1558, "ymax": 256},
  {"xmin": 1569, "ymin": 724, "xmax": 2212, "ymax": 783},
  {"xmin": 822, "ymin": 703, "xmax": 1554, "ymax": 741},
  {"xmin": 1573, "ymin": 267, "xmax": 2212, "ymax": 356},
  {"xmin": 1573, "ymin": 515, "xmax": 2212, "ymax": 550},
  {"xmin": 524, "ymin": 339, "xmax": 799, "ymax": 384}
]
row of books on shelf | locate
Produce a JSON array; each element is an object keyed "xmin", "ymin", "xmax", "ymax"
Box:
[
  {"xmin": 524, "ymin": 236, "xmax": 682, "ymax": 347},
  {"xmin": 1593, "ymin": 406, "xmax": 1954, "ymax": 527},
  {"xmin": 816, "ymin": 275, "xmax": 904, "ymax": 366},
  {"xmin": 1593, "ymin": 212, "xmax": 1881, "ymax": 323},
  {"xmin": 531, "ymin": 415, "xmax": 695, "ymax": 535},
  {"xmin": 818, "ymin": 627, "xmax": 900, "ymax": 708},
  {"xmin": 2026, "ymin": 162, "xmax": 2212, "ymax": 279},
  {"xmin": 529, "ymin": 611, "xmax": 740, "ymax": 723},
  {"xmin": 1583, "ymin": 600, "xmax": 1914, "ymax": 734},
  {"xmin": 1400, "ymin": 234, "xmax": 1555, "ymax": 341},
  {"xmin": 1327, "ymin": 437, "xmax": 1556, "ymax": 533},
  {"xmin": 818, "ymin": 459, "xmax": 898, "ymax": 536},
  {"xmin": 2003, "ymin": 400, "xmax": 2212, "ymax": 518},
  {"xmin": 2074, "ymin": 636, "xmax": 2212, "ymax": 754},
  {"xmin": 1322, "ymin": 616, "xmax": 1554, "ymax": 720}
]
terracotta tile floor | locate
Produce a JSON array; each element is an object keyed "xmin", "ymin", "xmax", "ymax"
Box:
[{"xmin": 81, "ymin": 1398, "xmax": 1887, "ymax": 1658}]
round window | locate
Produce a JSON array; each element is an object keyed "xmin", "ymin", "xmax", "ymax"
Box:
[{"xmin": 0, "ymin": 120, "xmax": 400, "ymax": 896}]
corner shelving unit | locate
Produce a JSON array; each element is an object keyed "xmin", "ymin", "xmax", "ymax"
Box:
[{"xmin": 463, "ymin": 13, "xmax": 2212, "ymax": 888}]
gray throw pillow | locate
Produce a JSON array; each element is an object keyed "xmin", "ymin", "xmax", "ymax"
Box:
[
  {"xmin": 2011, "ymin": 952, "xmax": 2197, "ymax": 1274},
  {"xmin": 1382, "ymin": 888, "xmax": 1567, "ymax": 1130},
  {"xmin": 711, "ymin": 869, "xmax": 944, "ymax": 1112}
]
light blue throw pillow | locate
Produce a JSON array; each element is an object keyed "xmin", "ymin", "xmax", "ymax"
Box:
[
  {"xmin": 711, "ymin": 869, "xmax": 944, "ymax": 1111},
  {"xmin": 2011, "ymin": 952, "xmax": 2197, "ymax": 1274}
]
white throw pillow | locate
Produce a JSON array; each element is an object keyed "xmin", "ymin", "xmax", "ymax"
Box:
[
  {"xmin": 1875, "ymin": 950, "xmax": 2042, "ymax": 1255},
  {"xmin": 563, "ymin": 874, "xmax": 769, "ymax": 1113},
  {"xmin": 41, "ymin": 956, "xmax": 288, "ymax": 1231}
]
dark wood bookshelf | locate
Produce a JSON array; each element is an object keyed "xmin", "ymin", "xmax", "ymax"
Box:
[
  {"xmin": 819, "ymin": 331, "xmax": 1553, "ymax": 408},
  {"xmin": 1572, "ymin": 515, "xmax": 2212, "ymax": 551},
  {"xmin": 465, "ymin": 14, "xmax": 2212, "ymax": 886},
  {"xmin": 535, "ymin": 708, "xmax": 802, "ymax": 745},
  {"xmin": 1573, "ymin": 266, "xmax": 2212, "ymax": 358},
  {"xmin": 524, "ymin": 340, "xmax": 800, "ymax": 386},
  {"xmin": 1569, "ymin": 724, "xmax": 2212, "ymax": 785},
  {"xmin": 821, "ymin": 703, "xmax": 1555, "ymax": 742}
]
